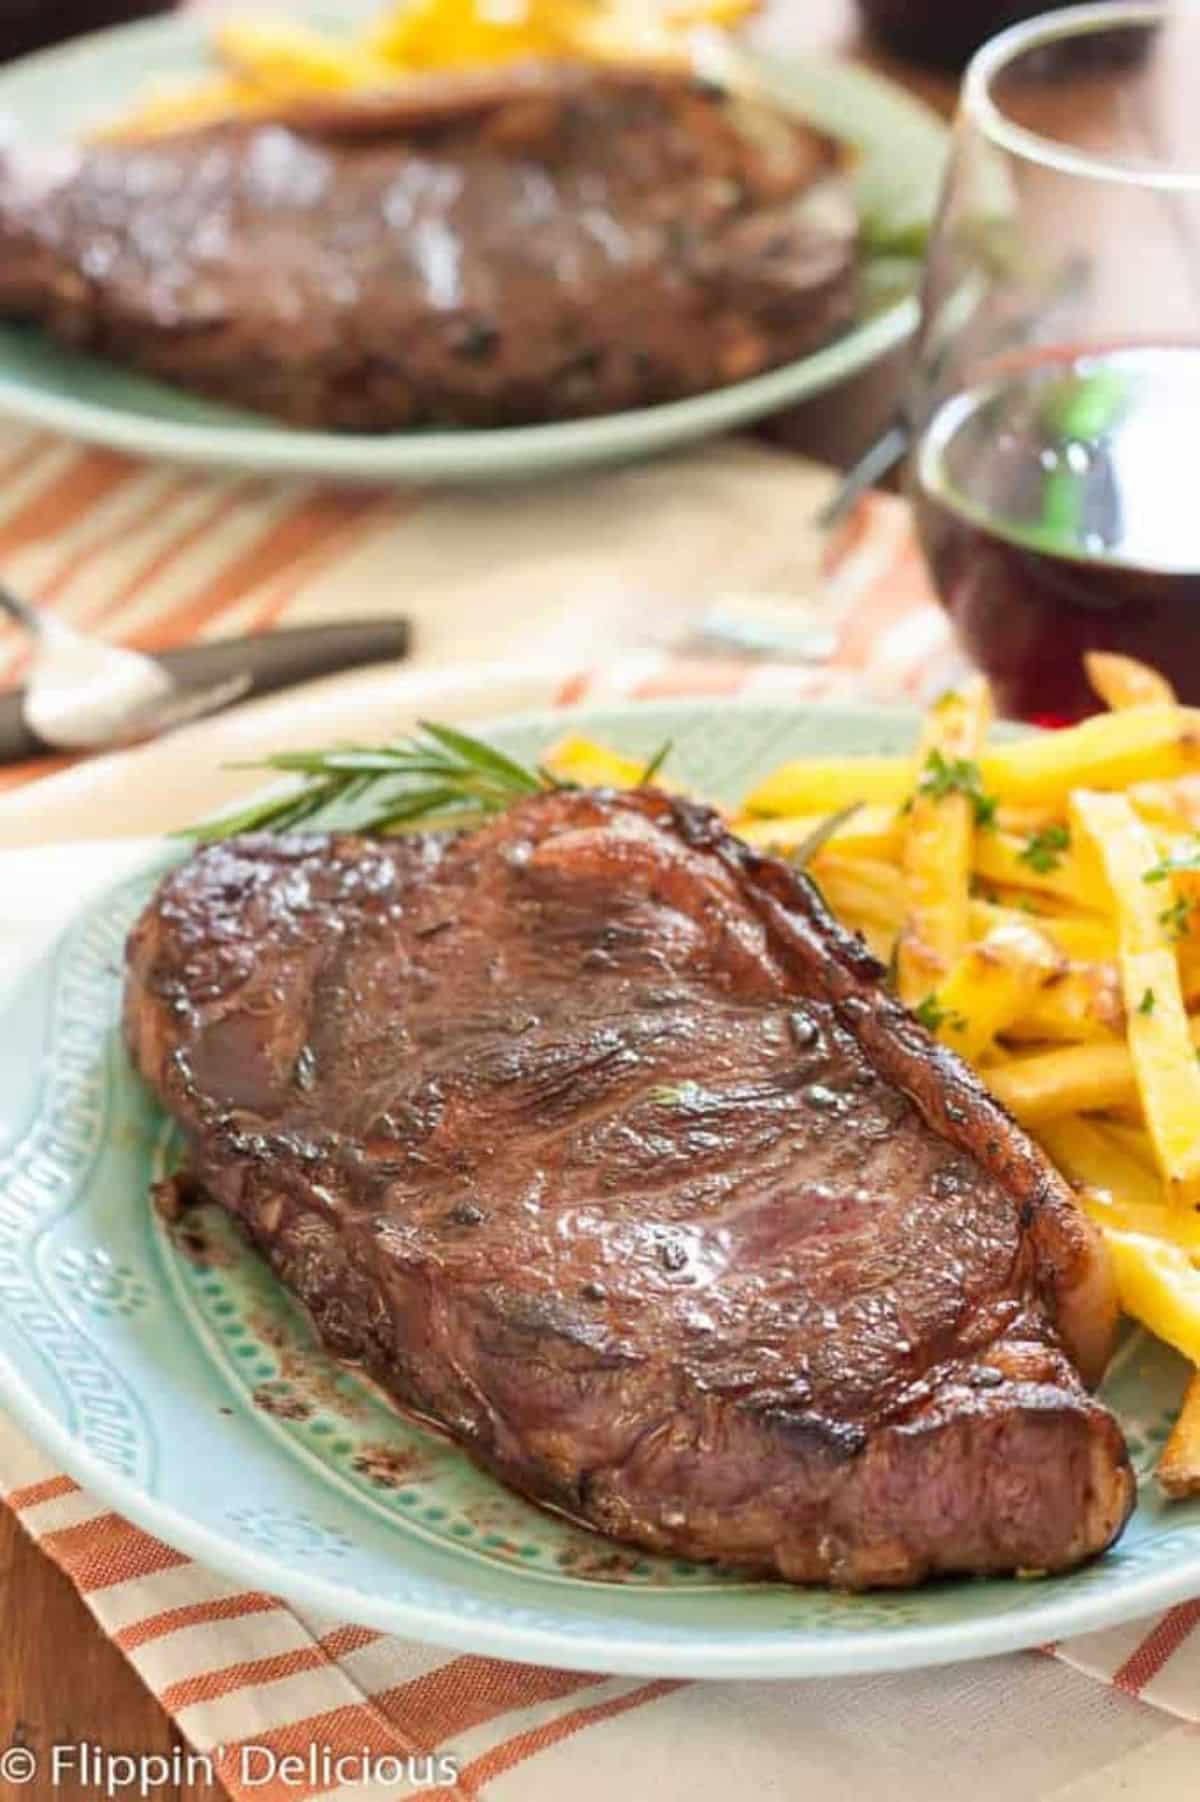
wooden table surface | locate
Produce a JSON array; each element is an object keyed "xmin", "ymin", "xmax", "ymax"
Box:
[{"xmin": 0, "ymin": 7, "xmax": 955, "ymax": 1796}]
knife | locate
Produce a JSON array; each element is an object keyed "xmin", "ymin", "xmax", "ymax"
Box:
[{"xmin": 0, "ymin": 617, "xmax": 411, "ymax": 763}]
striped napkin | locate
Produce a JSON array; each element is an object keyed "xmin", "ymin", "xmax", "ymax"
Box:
[{"xmin": 2, "ymin": 427, "xmax": 1199, "ymax": 1801}]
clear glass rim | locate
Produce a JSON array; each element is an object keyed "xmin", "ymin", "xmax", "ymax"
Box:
[{"xmin": 963, "ymin": 2, "xmax": 1200, "ymax": 191}]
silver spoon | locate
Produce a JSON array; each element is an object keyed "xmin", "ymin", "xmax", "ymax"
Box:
[{"xmin": 0, "ymin": 583, "xmax": 251, "ymax": 752}]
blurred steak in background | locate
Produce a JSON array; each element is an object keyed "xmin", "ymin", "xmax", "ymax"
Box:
[{"xmin": 0, "ymin": 60, "xmax": 860, "ymax": 431}]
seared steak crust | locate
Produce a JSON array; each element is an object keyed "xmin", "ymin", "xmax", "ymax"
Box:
[
  {"xmin": 125, "ymin": 790, "xmax": 1134, "ymax": 1587},
  {"xmin": 0, "ymin": 62, "xmax": 858, "ymax": 430}
]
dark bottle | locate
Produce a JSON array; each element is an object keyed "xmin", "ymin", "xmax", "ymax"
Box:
[
  {"xmin": 0, "ymin": 0, "xmax": 172, "ymax": 62},
  {"xmin": 857, "ymin": 0, "xmax": 1148, "ymax": 72}
]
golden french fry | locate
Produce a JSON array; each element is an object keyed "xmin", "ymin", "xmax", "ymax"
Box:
[
  {"xmin": 743, "ymin": 756, "xmax": 916, "ymax": 818},
  {"xmin": 1042, "ymin": 1116, "xmax": 1165, "ymax": 1211},
  {"xmin": 745, "ymin": 704, "xmax": 1200, "ymax": 820},
  {"xmin": 1086, "ymin": 651, "xmax": 1177, "ymax": 712},
  {"xmin": 978, "ymin": 704, "xmax": 1200, "ymax": 804},
  {"xmin": 541, "ymin": 734, "xmax": 672, "ymax": 792},
  {"xmin": 1042, "ymin": 1118, "xmax": 1200, "ymax": 1362},
  {"xmin": 214, "ymin": 16, "xmax": 394, "ymax": 93},
  {"xmin": 970, "ymin": 901, "xmax": 1117, "ymax": 962},
  {"xmin": 1131, "ymin": 774, "xmax": 1200, "ymax": 832},
  {"xmin": 735, "ymin": 805, "xmax": 902, "ymax": 862},
  {"xmin": 1158, "ymin": 1374, "xmax": 1200, "ymax": 1499},
  {"xmin": 987, "ymin": 1041, "xmax": 1140, "ymax": 1125},
  {"xmin": 368, "ymin": 0, "xmax": 558, "ymax": 67},
  {"xmin": 929, "ymin": 923, "xmax": 1061, "ymax": 1063},
  {"xmin": 1001, "ymin": 958, "xmax": 1124, "ymax": 1045},
  {"xmin": 897, "ymin": 679, "xmax": 993, "ymax": 1005},
  {"xmin": 973, "ymin": 826, "xmax": 1110, "ymax": 914},
  {"xmin": 807, "ymin": 856, "xmax": 905, "ymax": 933},
  {"xmin": 1100, "ymin": 1229, "xmax": 1200, "ymax": 1365},
  {"xmin": 989, "ymin": 1022, "xmax": 1200, "ymax": 1126},
  {"xmin": 1072, "ymin": 790, "xmax": 1200, "ymax": 1205}
]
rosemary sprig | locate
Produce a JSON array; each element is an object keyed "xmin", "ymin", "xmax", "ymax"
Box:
[
  {"xmin": 186, "ymin": 724, "xmax": 675, "ymax": 843},
  {"xmin": 187, "ymin": 721, "xmax": 549, "ymax": 842}
]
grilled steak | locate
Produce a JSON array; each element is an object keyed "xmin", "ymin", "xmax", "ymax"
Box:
[
  {"xmin": 0, "ymin": 62, "xmax": 858, "ymax": 430},
  {"xmin": 124, "ymin": 790, "xmax": 1134, "ymax": 1588}
]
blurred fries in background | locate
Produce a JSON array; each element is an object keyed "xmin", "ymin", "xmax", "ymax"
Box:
[{"xmin": 103, "ymin": 0, "xmax": 761, "ymax": 140}]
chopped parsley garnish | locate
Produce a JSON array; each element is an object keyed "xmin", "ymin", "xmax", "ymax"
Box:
[
  {"xmin": 1138, "ymin": 987, "xmax": 1157, "ymax": 1016},
  {"xmin": 1144, "ymin": 841, "xmax": 1200, "ymax": 884},
  {"xmin": 1159, "ymin": 895, "xmax": 1194, "ymax": 942},
  {"xmin": 914, "ymin": 993, "xmax": 968, "ymax": 1034},
  {"xmin": 1018, "ymin": 823, "xmax": 1071, "ymax": 875},
  {"xmin": 915, "ymin": 748, "xmax": 997, "ymax": 828}
]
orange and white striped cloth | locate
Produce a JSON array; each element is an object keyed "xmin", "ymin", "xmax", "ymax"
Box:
[{"xmin": 2, "ymin": 425, "xmax": 1199, "ymax": 1800}]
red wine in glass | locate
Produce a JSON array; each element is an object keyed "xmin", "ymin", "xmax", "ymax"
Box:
[{"xmin": 912, "ymin": 344, "xmax": 1200, "ymax": 724}]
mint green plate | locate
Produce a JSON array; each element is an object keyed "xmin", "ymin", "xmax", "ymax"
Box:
[
  {"xmin": 0, "ymin": 699, "xmax": 1196, "ymax": 1678},
  {"xmin": 0, "ymin": 15, "xmax": 946, "ymax": 481}
]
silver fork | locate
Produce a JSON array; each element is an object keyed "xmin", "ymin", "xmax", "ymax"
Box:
[{"xmin": 0, "ymin": 583, "xmax": 250, "ymax": 752}]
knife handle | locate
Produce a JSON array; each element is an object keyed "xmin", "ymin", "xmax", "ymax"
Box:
[
  {"xmin": 155, "ymin": 618, "xmax": 410, "ymax": 697},
  {"xmin": 0, "ymin": 618, "xmax": 411, "ymax": 765}
]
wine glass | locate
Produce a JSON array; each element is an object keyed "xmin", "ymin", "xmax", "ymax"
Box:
[{"xmin": 907, "ymin": 1, "xmax": 1200, "ymax": 723}]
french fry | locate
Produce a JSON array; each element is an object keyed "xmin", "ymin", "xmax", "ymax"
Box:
[
  {"xmin": 987, "ymin": 1041, "xmax": 1143, "ymax": 1125},
  {"xmin": 1072, "ymin": 790, "xmax": 1200, "ymax": 1205},
  {"xmin": 214, "ymin": 17, "xmax": 394, "ymax": 94},
  {"xmin": 541, "ymin": 734, "xmax": 670, "ymax": 792},
  {"xmin": 1041, "ymin": 1118, "xmax": 1200, "ymax": 1363},
  {"xmin": 735, "ymin": 805, "xmax": 902, "ymax": 862},
  {"xmin": 1041, "ymin": 1115, "xmax": 1167, "ymax": 1213},
  {"xmin": 1158, "ymin": 1374, "xmax": 1200, "ymax": 1498},
  {"xmin": 1086, "ymin": 651, "xmax": 1177, "ymax": 712},
  {"xmin": 928, "ymin": 923, "xmax": 1061, "ymax": 1062},
  {"xmin": 991, "ymin": 1026, "xmax": 1200, "ymax": 1126},
  {"xmin": 743, "ymin": 755, "xmax": 916, "ymax": 818},
  {"xmin": 1131, "ymin": 774, "xmax": 1200, "ymax": 832},
  {"xmin": 807, "ymin": 856, "xmax": 905, "ymax": 933},
  {"xmin": 1002, "ymin": 959, "xmax": 1124, "ymax": 1045},
  {"xmin": 368, "ymin": 0, "xmax": 559, "ymax": 67},
  {"xmin": 969, "ymin": 900, "xmax": 1117, "ymax": 962},
  {"xmin": 744, "ymin": 705, "xmax": 1200, "ymax": 820},
  {"xmin": 977, "ymin": 705, "xmax": 1200, "ymax": 804},
  {"xmin": 973, "ymin": 827, "xmax": 1111, "ymax": 913},
  {"xmin": 896, "ymin": 679, "xmax": 993, "ymax": 1005},
  {"xmin": 1095, "ymin": 1228, "xmax": 1200, "ymax": 1365}
]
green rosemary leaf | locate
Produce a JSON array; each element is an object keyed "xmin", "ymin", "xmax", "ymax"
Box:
[
  {"xmin": 638, "ymin": 741, "xmax": 673, "ymax": 786},
  {"xmin": 186, "ymin": 721, "xmax": 551, "ymax": 843},
  {"xmin": 785, "ymin": 803, "xmax": 864, "ymax": 871},
  {"xmin": 417, "ymin": 721, "xmax": 543, "ymax": 793}
]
